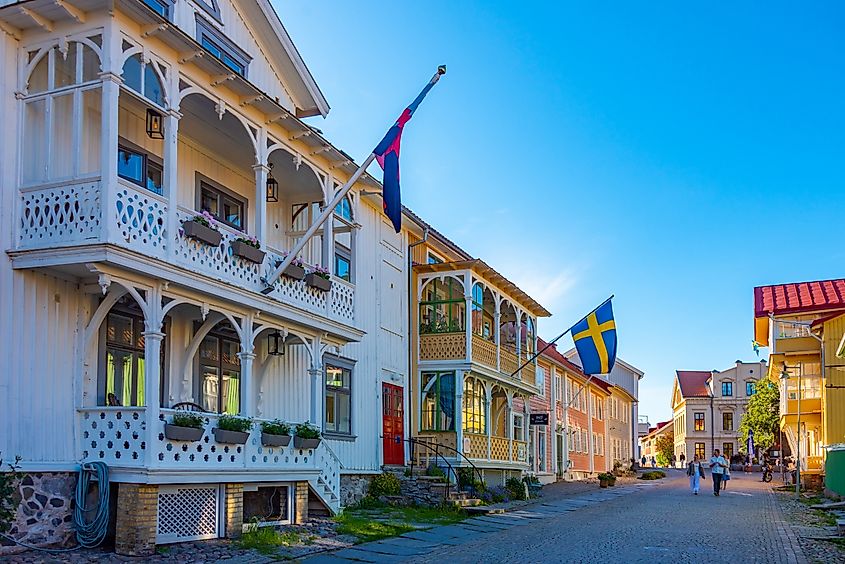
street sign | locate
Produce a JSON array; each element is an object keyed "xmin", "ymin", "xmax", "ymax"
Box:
[{"xmin": 529, "ymin": 413, "xmax": 549, "ymax": 425}]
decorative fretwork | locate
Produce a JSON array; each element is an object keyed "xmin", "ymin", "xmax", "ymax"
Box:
[
  {"xmin": 115, "ymin": 187, "xmax": 166, "ymax": 257},
  {"xmin": 420, "ymin": 332, "xmax": 466, "ymax": 361},
  {"xmin": 463, "ymin": 432, "xmax": 488, "ymax": 460},
  {"xmin": 472, "ymin": 334, "xmax": 497, "ymax": 369},
  {"xmin": 330, "ymin": 280, "xmax": 355, "ymax": 322},
  {"xmin": 19, "ymin": 182, "xmax": 101, "ymax": 248},
  {"xmin": 500, "ymin": 348, "xmax": 520, "ymax": 378},
  {"xmin": 490, "ymin": 436, "xmax": 510, "ymax": 461},
  {"xmin": 78, "ymin": 408, "xmax": 146, "ymax": 466},
  {"xmin": 157, "ymin": 486, "xmax": 219, "ymax": 543},
  {"xmin": 514, "ymin": 439, "xmax": 528, "ymax": 462}
]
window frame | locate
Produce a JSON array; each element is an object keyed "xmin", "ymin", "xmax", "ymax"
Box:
[
  {"xmin": 721, "ymin": 381, "xmax": 733, "ymax": 397},
  {"xmin": 695, "ymin": 443, "xmax": 706, "ymax": 459},
  {"xmin": 195, "ymin": 173, "xmax": 248, "ymax": 232},
  {"xmin": 513, "ymin": 413, "xmax": 524, "ymax": 442},
  {"xmin": 334, "ymin": 243, "xmax": 352, "ymax": 283},
  {"xmin": 141, "ymin": 0, "xmax": 173, "ymax": 19},
  {"xmin": 746, "ymin": 381, "xmax": 756, "ymax": 396},
  {"xmin": 324, "ymin": 355, "xmax": 355, "ymax": 437},
  {"xmin": 420, "ymin": 371, "xmax": 456, "ymax": 432},
  {"xmin": 419, "ymin": 277, "xmax": 465, "ymax": 334},
  {"xmin": 722, "ymin": 442, "xmax": 734, "ymax": 459},
  {"xmin": 694, "ymin": 412, "xmax": 705, "ymax": 432},
  {"xmin": 192, "ymin": 0, "xmax": 222, "ymax": 23},
  {"xmin": 118, "ymin": 138, "xmax": 163, "ymax": 195},
  {"xmin": 196, "ymin": 327, "xmax": 241, "ymax": 414},
  {"xmin": 722, "ymin": 411, "xmax": 733, "ymax": 431},
  {"xmin": 462, "ymin": 377, "xmax": 487, "ymax": 434},
  {"xmin": 427, "ymin": 251, "xmax": 445, "ymax": 265},
  {"xmin": 196, "ymin": 16, "xmax": 251, "ymax": 77}
]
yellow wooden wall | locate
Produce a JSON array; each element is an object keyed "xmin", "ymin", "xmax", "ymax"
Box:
[{"xmin": 823, "ymin": 315, "xmax": 845, "ymax": 446}]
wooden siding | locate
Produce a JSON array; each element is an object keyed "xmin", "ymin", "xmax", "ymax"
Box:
[{"xmin": 823, "ymin": 315, "xmax": 845, "ymax": 448}]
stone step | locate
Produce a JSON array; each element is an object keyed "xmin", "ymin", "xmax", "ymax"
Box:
[
  {"xmin": 452, "ymin": 498, "xmax": 483, "ymax": 507},
  {"xmin": 465, "ymin": 505, "xmax": 505, "ymax": 515}
]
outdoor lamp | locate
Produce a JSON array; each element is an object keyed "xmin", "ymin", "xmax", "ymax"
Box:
[
  {"xmin": 780, "ymin": 362, "xmax": 790, "ymax": 380},
  {"xmin": 146, "ymin": 109, "xmax": 164, "ymax": 139},
  {"xmin": 267, "ymin": 330, "xmax": 285, "ymax": 356},
  {"xmin": 266, "ymin": 163, "xmax": 279, "ymax": 202}
]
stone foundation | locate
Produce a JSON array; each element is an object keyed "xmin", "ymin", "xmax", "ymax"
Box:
[
  {"xmin": 340, "ymin": 474, "xmax": 373, "ymax": 507},
  {"xmin": 6, "ymin": 472, "xmax": 76, "ymax": 548}
]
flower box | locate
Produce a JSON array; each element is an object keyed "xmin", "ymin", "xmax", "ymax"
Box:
[
  {"xmin": 183, "ymin": 220, "xmax": 222, "ymax": 247},
  {"xmin": 231, "ymin": 240, "xmax": 266, "ymax": 264},
  {"xmin": 599, "ymin": 478, "xmax": 609, "ymax": 488},
  {"xmin": 305, "ymin": 273, "xmax": 332, "ymax": 292},
  {"xmin": 164, "ymin": 423, "xmax": 205, "ymax": 442},
  {"xmin": 213, "ymin": 428, "xmax": 250, "ymax": 445},
  {"xmin": 293, "ymin": 436, "xmax": 321, "ymax": 450},
  {"xmin": 261, "ymin": 432, "xmax": 292, "ymax": 447},
  {"xmin": 281, "ymin": 263, "xmax": 306, "ymax": 281}
]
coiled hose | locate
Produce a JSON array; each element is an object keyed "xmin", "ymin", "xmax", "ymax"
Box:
[{"xmin": 74, "ymin": 461, "xmax": 110, "ymax": 548}]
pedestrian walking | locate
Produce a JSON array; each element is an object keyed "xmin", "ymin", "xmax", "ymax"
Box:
[
  {"xmin": 641, "ymin": 455, "xmax": 646, "ymax": 467},
  {"xmin": 721, "ymin": 463, "xmax": 731, "ymax": 491},
  {"xmin": 709, "ymin": 449, "xmax": 728, "ymax": 496},
  {"xmin": 686, "ymin": 454, "xmax": 706, "ymax": 494},
  {"xmin": 650, "ymin": 456, "xmax": 656, "ymax": 468},
  {"xmin": 679, "ymin": 452, "xmax": 686, "ymax": 467},
  {"xmin": 671, "ymin": 454, "xmax": 677, "ymax": 468}
]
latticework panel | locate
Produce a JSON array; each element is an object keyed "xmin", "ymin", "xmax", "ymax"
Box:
[
  {"xmin": 330, "ymin": 280, "xmax": 355, "ymax": 322},
  {"xmin": 472, "ymin": 335, "xmax": 497, "ymax": 369},
  {"xmin": 19, "ymin": 182, "xmax": 101, "ymax": 248},
  {"xmin": 157, "ymin": 485, "xmax": 219, "ymax": 543},
  {"xmin": 263, "ymin": 250, "xmax": 329, "ymax": 313},
  {"xmin": 464, "ymin": 432, "xmax": 488, "ymax": 460},
  {"xmin": 114, "ymin": 186, "xmax": 167, "ymax": 257},
  {"xmin": 78, "ymin": 408, "xmax": 145, "ymax": 467},
  {"xmin": 514, "ymin": 440, "xmax": 528, "ymax": 462},
  {"xmin": 419, "ymin": 333, "xmax": 466, "ymax": 361},
  {"xmin": 500, "ymin": 349, "xmax": 520, "ymax": 377},
  {"xmin": 490, "ymin": 436, "xmax": 510, "ymax": 461}
]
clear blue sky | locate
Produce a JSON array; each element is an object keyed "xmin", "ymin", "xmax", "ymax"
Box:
[{"xmin": 275, "ymin": 1, "xmax": 845, "ymax": 423}]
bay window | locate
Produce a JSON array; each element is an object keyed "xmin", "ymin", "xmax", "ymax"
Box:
[{"xmin": 420, "ymin": 277, "xmax": 465, "ymax": 334}]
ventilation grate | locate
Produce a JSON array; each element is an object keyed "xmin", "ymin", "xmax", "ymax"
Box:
[{"xmin": 156, "ymin": 485, "xmax": 219, "ymax": 543}]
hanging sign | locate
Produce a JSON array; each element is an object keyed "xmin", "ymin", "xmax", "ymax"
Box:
[{"xmin": 529, "ymin": 413, "xmax": 549, "ymax": 425}]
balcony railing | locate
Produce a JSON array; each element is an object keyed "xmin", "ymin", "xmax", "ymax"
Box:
[
  {"xmin": 463, "ymin": 432, "xmax": 528, "ymax": 463},
  {"xmin": 17, "ymin": 181, "xmax": 353, "ymax": 324},
  {"xmin": 419, "ymin": 332, "xmax": 530, "ymax": 384}
]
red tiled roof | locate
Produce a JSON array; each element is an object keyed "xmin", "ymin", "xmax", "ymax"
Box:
[
  {"xmin": 676, "ymin": 370, "xmax": 712, "ymax": 398},
  {"xmin": 754, "ymin": 278, "xmax": 845, "ymax": 318},
  {"xmin": 645, "ymin": 420, "xmax": 671, "ymax": 437}
]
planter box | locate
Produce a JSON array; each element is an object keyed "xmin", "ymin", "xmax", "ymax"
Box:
[
  {"xmin": 599, "ymin": 480, "xmax": 609, "ymax": 488},
  {"xmin": 277, "ymin": 262, "xmax": 306, "ymax": 281},
  {"xmin": 213, "ymin": 428, "xmax": 250, "ymax": 445},
  {"xmin": 164, "ymin": 424, "xmax": 205, "ymax": 442},
  {"xmin": 293, "ymin": 436, "xmax": 321, "ymax": 450},
  {"xmin": 305, "ymin": 273, "xmax": 332, "ymax": 292},
  {"xmin": 261, "ymin": 432, "xmax": 292, "ymax": 447},
  {"xmin": 183, "ymin": 220, "xmax": 222, "ymax": 247},
  {"xmin": 231, "ymin": 240, "xmax": 266, "ymax": 264}
]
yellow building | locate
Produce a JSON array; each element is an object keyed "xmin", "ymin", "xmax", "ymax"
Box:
[{"xmin": 754, "ymin": 279, "xmax": 845, "ymax": 483}]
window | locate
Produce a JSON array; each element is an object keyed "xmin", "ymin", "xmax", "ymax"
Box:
[
  {"xmin": 198, "ymin": 179, "xmax": 245, "ymax": 230},
  {"xmin": 695, "ymin": 443, "xmax": 706, "ymax": 459},
  {"xmin": 421, "ymin": 372, "xmax": 455, "ymax": 432},
  {"xmin": 535, "ymin": 366, "xmax": 546, "ymax": 395},
  {"xmin": 419, "ymin": 277, "xmax": 465, "ymax": 334},
  {"xmin": 521, "ymin": 317, "xmax": 536, "ymax": 360},
  {"xmin": 142, "ymin": 0, "xmax": 171, "ymax": 18},
  {"xmin": 100, "ymin": 310, "xmax": 164, "ymax": 406},
  {"xmin": 193, "ymin": 0, "xmax": 221, "ymax": 21},
  {"xmin": 746, "ymin": 381, "xmax": 756, "ymax": 396},
  {"xmin": 594, "ymin": 395, "xmax": 603, "ymax": 420},
  {"xmin": 721, "ymin": 381, "xmax": 733, "ymax": 397},
  {"xmin": 471, "ymin": 283, "xmax": 494, "ymax": 341},
  {"xmin": 121, "ymin": 53, "xmax": 166, "ymax": 108},
  {"xmin": 723, "ymin": 412, "xmax": 733, "ymax": 431},
  {"xmin": 118, "ymin": 143, "xmax": 163, "ymax": 195},
  {"xmin": 694, "ymin": 412, "xmax": 705, "ymax": 432},
  {"xmin": 427, "ymin": 252, "xmax": 444, "ymax": 265},
  {"xmin": 197, "ymin": 17, "xmax": 251, "ymax": 77},
  {"xmin": 462, "ymin": 377, "xmax": 486, "ymax": 434},
  {"xmin": 582, "ymin": 430, "xmax": 589, "ymax": 454},
  {"xmin": 334, "ymin": 197, "xmax": 352, "ymax": 221},
  {"xmin": 722, "ymin": 443, "xmax": 733, "ymax": 459},
  {"xmin": 555, "ymin": 375, "xmax": 562, "ymax": 403},
  {"xmin": 565, "ymin": 378, "xmax": 572, "ymax": 406},
  {"xmin": 334, "ymin": 245, "xmax": 351, "ymax": 282},
  {"xmin": 325, "ymin": 360, "xmax": 352, "ymax": 435},
  {"xmin": 513, "ymin": 413, "xmax": 524, "ymax": 442},
  {"xmin": 538, "ymin": 428, "xmax": 546, "ymax": 471},
  {"xmin": 198, "ymin": 330, "xmax": 240, "ymax": 414}
]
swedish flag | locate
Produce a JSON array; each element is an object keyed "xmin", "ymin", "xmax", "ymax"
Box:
[{"xmin": 571, "ymin": 299, "xmax": 617, "ymax": 375}]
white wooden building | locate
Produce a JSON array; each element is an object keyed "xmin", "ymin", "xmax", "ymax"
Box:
[{"xmin": 0, "ymin": 0, "xmax": 417, "ymax": 551}]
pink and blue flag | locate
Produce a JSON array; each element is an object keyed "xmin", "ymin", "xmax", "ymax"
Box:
[{"xmin": 374, "ymin": 70, "xmax": 443, "ymax": 232}]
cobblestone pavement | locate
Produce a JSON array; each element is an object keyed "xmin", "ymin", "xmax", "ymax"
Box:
[{"xmin": 304, "ymin": 471, "xmax": 807, "ymax": 564}]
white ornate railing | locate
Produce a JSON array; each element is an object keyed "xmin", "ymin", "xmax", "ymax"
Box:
[{"xmin": 17, "ymin": 182, "xmax": 354, "ymax": 324}]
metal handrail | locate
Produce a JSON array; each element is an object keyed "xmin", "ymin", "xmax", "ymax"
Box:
[{"xmin": 407, "ymin": 437, "xmax": 484, "ymax": 495}]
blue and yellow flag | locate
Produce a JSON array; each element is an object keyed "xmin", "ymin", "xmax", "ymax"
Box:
[{"xmin": 572, "ymin": 299, "xmax": 617, "ymax": 375}]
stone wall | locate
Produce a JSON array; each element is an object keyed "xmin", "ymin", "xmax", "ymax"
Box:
[
  {"xmin": 339, "ymin": 474, "xmax": 373, "ymax": 507},
  {"xmin": 6, "ymin": 472, "xmax": 76, "ymax": 548}
]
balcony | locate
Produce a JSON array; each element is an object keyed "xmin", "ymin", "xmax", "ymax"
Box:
[
  {"xmin": 77, "ymin": 407, "xmax": 341, "ymax": 512},
  {"xmin": 418, "ymin": 332, "xmax": 535, "ymax": 386},
  {"xmin": 412, "ymin": 432, "xmax": 527, "ymax": 467},
  {"xmin": 16, "ymin": 180, "xmax": 354, "ymax": 325},
  {"xmin": 773, "ymin": 321, "xmax": 819, "ymax": 354}
]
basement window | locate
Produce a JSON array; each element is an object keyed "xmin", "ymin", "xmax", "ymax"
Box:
[{"xmin": 242, "ymin": 485, "xmax": 290, "ymax": 525}]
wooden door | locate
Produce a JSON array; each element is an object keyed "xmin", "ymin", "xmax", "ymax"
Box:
[{"xmin": 382, "ymin": 383, "xmax": 405, "ymax": 465}]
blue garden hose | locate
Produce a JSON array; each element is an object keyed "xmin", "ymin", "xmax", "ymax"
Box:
[{"xmin": 74, "ymin": 461, "xmax": 110, "ymax": 548}]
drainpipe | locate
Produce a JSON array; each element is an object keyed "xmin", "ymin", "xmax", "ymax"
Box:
[{"xmin": 406, "ymin": 228, "xmax": 429, "ymax": 463}]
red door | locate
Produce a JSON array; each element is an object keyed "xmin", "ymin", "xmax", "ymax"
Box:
[{"xmin": 382, "ymin": 383, "xmax": 405, "ymax": 465}]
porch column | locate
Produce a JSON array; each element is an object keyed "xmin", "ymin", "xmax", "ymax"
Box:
[
  {"xmin": 143, "ymin": 330, "xmax": 165, "ymax": 465},
  {"xmin": 99, "ymin": 72, "xmax": 121, "ymax": 245},
  {"xmin": 464, "ymin": 272, "xmax": 473, "ymax": 363},
  {"xmin": 455, "ymin": 371, "xmax": 464, "ymax": 456},
  {"xmin": 308, "ymin": 367, "xmax": 322, "ymax": 426},
  {"xmin": 485, "ymin": 386, "xmax": 492, "ymax": 460},
  {"xmin": 237, "ymin": 352, "xmax": 256, "ymax": 417},
  {"xmin": 253, "ymin": 163, "xmax": 269, "ymax": 246},
  {"xmin": 322, "ymin": 178, "xmax": 334, "ymax": 274},
  {"xmin": 164, "ymin": 110, "xmax": 181, "ymax": 261}
]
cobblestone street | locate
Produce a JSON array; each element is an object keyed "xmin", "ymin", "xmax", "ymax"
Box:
[{"xmin": 308, "ymin": 471, "xmax": 807, "ymax": 564}]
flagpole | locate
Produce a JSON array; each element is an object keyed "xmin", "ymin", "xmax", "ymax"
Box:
[
  {"xmin": 509, "ymin": 295, "xmax": 614, "ymax": 378},
  {"xmin": 261, "ymin": 67, "xmax": 446, "ymax": 294}
]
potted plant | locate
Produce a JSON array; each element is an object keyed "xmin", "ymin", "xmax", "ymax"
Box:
[
  {"xmin": 260, "ymin": 419, "xmax": 292, "ymax": 447},
  {"xmin": 212, "ymin": 414, "xmax": 252, "ymax": 444},
  {"xmin": 182, "ymin": 211, "xmax": 222, "ymax": 247},
  {"xmin": 305, "ymin": 266, "xmax": 332, "ymax": 292},
  {"xmin": 277, "ymin": 255, "xmax": 306, "ymax": 281},
  {"xmin": 231, "ymin": 235, "xmax": 265, "ymax": 264},
  {"xmin": 293, "ymin": 422, "xmax": 321, "ymax": 449},
  {"xmin": 598, "ymin": 472, "xmax": 612, "ymax": 488},
  {"xmin": 164, "ymin": 412, "xmax": 206, "ymax": 442}
]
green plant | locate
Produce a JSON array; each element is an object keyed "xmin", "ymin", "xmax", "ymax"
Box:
[
  {"xmin": 171, "ymin": 412, "xmax": 205, "ymax": 429},
  {"xmin": 368, "ymin": 472, "xmax": 401, "ymax": 498},
  {"xmin": 0, "ymin": 454, "xmax": 22, "ymax": 532},
  {"xmin": 639, "ymin": 470, "xmax": 666, "ymax": 480},
  {"xmin": 739, "ymin": 379, "xmax": 780, "ymax": 451},
  {"xmin": 457, "ymin": 467, "xmax": 484, "ymax": 492},
  {"xmin": 597, "ymin": 472, "xmax": 614, "ymax": 481},
  {"xmin": 260, "ymin": 419, "xmax": 291, "ymax": 436},
  {"xmin": 235, "ymin": 235, "xmax": 260, "ymax": 249},
  {"xmin": 237, "ymin": 519, "xmax": 302, "ymax": 554},
  {"xmin": 505, "ymin": 477, "xmax": 526, "ymax": 500},
  {"xmin": 334, "ymin": 514, "xmax": 414, "ymax": 543},
  {"xmin": 294, "ymin": 422, "xmax": 320, "ymax": 440},
  {"xmin": 425, "ymin": 463, "xmax": 447, "ymax": 480},
  {"xmin": 217, "ymin": 414, "xmax": 253, "ymax": 433}
]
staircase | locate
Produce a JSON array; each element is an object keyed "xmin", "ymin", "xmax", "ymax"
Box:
[
  {"xmin": 309, "ymin": 442, "xmax": 342, "ymax": 515},
  {"xmin": 386, "ymin": 469, "xmax": 482, "ymax": 508}
]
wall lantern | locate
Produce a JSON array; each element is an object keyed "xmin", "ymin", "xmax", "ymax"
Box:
[
  {"xmin": 266, "ymin": 163, "xmax": 279, "ymax": 202},
  {"xmin": 146, "ymin": 108, "xmax": 164, "ymax": 139},
  {"xmin": 268, "ymin": 330, "xmax": 285, "ymax": 356}
]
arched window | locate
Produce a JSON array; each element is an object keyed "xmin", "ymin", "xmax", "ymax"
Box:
[
  {"xmin": 420, "ymin": 277, "xmax": 465, "ymax": 334},
  {"xmin": 471, "ymin": 283, "xmax": 495, "ymax": 341},
  {"xmin": 22, "ymin": 40, "xmax": 102, "ymax": 185},
  {"xmin": 463, "ymin": 377, "xmax": 486, "ymax": 434},
  {"xmin": 122, "ymin": 54, "xmax": 166, "ymax": 107}
]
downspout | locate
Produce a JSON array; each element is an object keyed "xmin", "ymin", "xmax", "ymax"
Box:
[{"xmin": 407, "ymin": 227, "xmax": 429, "ymax": 463}]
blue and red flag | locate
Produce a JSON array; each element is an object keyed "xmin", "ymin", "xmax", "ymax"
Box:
[{"xmin": 374, "ymin": 70, "xmax": 443, "ymax": 233}]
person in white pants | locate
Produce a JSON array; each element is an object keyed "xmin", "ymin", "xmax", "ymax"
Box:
[{"xmin": 687, "ymin": 454, "xmax": 705, "ymax": 495}]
